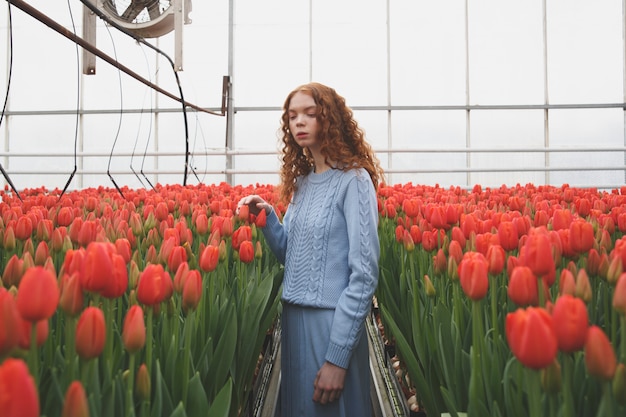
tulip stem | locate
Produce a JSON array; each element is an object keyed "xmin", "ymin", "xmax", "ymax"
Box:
[
  {"xmin": 127, "ymin": 353, "xmax": 136, "ymax": 417},
  {"xmin": 182, "ymin": 309, "xmax": 194, "ymax": 406},
  {"xmin": 595, "ymin": 381, "xmax": 611, "ymax": 417},
  {"xmin": 468, "ymin": 300, "xmax": 485, "ymax": 416},
  {"xmin": 490, "ymin": 274, "xmax": 499, "ymax": 341},
  {"xmin": 621, "ymin": 315, "xmax": 626, "ymax": 363},
  {"xmin": 29, "ymin": 322, "xmax": 40, "ymax": 387},
  {"xmin": 525, "ymin": 368, "xmax": 542, "ymax": 417},
  {"xmin": 65, "ymin": 315, "xmax": 76, "ymax": 385},
  {"xmin": 146, "ymin": 307, "xmax": 153, "ymax": 373},
  {"xmin": 562, "ymin": 354, "xmax": 574, "ymax": 417}
]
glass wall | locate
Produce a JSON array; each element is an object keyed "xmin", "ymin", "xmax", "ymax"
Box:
[{"xmin": 0, "ymin": 0, "xmax": 624, "ymax": 190}]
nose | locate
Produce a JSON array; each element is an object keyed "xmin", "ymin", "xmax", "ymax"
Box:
[{"xmin": 294, "ymin": 113, "xmax": 306, "ymax": 125}]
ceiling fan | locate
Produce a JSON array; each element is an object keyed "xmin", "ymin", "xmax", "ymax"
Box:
[{"xmin": 83, "ymin": 0, "xmax": 192, "ymax": 73}]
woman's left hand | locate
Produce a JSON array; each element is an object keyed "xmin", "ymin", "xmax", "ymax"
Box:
[{"xmin": 312, "ymin": 361, "xmax": 346, "ymax": 404}]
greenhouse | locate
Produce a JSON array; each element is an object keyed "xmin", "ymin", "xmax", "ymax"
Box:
[{"xmin": 0, "ymin": 1, "xmax": 625, "ymax": 417}]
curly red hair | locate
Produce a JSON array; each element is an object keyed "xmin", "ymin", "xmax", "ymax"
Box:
[{"xmin": 277, "ymin": 82, "xmax": 384, "ymax": 203}]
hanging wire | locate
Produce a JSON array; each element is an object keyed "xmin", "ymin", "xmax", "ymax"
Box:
[
  {"xmin": 57, "ymin": 0, "xmax": 81, "ymax": 200},
  {"xmin": 131, "ymin": 43, "xmax": 155, "ymax": 190},
  {"xmin": 0, "ymin": 3, "xmax": 21, "ymax": 201},
  {"xmin": 103, "ymin": 23, "xmax": 125, "ymax": 198},
  {"xmin": 79, "ymin": 0, "xmax": 197, "ymax": 186}
]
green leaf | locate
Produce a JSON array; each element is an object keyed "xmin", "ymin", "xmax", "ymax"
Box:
[
  {"xmin": 208, "ymin": 378, "xmax": 233, "ymax": 417},
  {"xmin": 185, "ymin": 372, "xmax": 210, "ymax": 416}
]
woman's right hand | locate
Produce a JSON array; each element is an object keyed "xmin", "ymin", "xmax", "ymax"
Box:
[{"xmin": 237, "ymin": 195, "xmax": 271, "ymax": 217}]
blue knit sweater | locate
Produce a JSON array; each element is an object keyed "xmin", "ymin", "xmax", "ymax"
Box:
[{"xmin": 262, "ymin": 167, "xmax": 380, "ymax": 368}]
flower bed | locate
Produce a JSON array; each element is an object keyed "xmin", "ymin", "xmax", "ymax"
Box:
[{"xmin": 1, "ymin": 182, "xmax": 626, "ymax": 417}]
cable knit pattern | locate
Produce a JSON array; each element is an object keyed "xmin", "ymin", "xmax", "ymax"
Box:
[{"xmin": 261, "ymin": 167, "xmax": 380, "ymax": 368}]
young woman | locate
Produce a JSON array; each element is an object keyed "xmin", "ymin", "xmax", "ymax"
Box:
[{"xmin": 238, "ymin": 82, "xmax": 383, "ymax": 416}]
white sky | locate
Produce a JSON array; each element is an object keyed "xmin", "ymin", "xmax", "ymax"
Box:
[{"xmin": 0, "ymin": 0, "xmax": 624, "ymax": 190}]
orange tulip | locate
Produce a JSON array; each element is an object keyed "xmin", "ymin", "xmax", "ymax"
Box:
[
  {"xmin": 62, "ymin": 381, "xmax": 89, "ymax": 417},
  {"xmin": 584, "ymin": 325, "xmax": 617, "ymax": 381},
  {"xmin": 486, "ymin": 244, "xmax": 505, "ymax": 275},
  {"xmin": 551, "ymin": 294, "xmax": 588, "ymax": 353},
  {"xmin": 497, "ymin": 221, "xmax": 519, "ymax": 252},
  {"xmin": 506, "ymin": 307, "xmax": 557, "ymax": 369},
  {"xmin": 122, "ymin": 304, "xmax": 146, "ymax": 353},
  {"xmin": 16, "ymin": 266, "xmax": 59, "ymax": 322},
  {"xmin": 458, "ymin": 252, "xmax": 489, "ymax": 301},
  {"xmin": 167, "ymin": 245, "xmax": 187, "ymax": 274},
  {"xmin": 75, "ymin": 306, "xmax": 106, "ymax": 360},
  {"xmin": 0, "ymin": 358, "xmax": 40, "ymax": 417},
  {"xmin": 195, "ymin": 212, "xmax": 209, "ymax": 235}
]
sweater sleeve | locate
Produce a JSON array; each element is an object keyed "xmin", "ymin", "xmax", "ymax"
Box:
[
  {"xmin": 261, "ymin": 207, "xmax": 290, "ymax": 265},
  {"xmin": 325, "ymin": 172, "xmax": 380, "ymax": 368}
]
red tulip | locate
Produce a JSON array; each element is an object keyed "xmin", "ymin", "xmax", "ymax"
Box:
[
  {"xmin": 59, "ymin": 272, "xmax": 84, "ymax": 317},
  {"xmin": 0, "ymin": 358, "xmax": 40, "ymax": 417},
  {"xmin": 75, "ymin": 306, "xmax": 106, "ymax": 360},
  {"xmin": 486, "ymin": 244, "xmax": 505, "ymax": 275},
  {"xmin": 551, "ymin": 294, "xmax": 589, "ymax": 353},
  {"xmin": 16, "ymin": 266, "xmax": 59, "ymax": 322},
  {"xmin": 200, "ymin": 245, "xmax": 220, "ymax": 272},
  {"xmin": 508, "ymin": 266, "xmax": 538, "ymax": 307},
  {"xmin": 56, "ymin": 206, "xmax": 74, "ymax": 227},
  {"xmin": 551, "ymin": 208, "xmax": 572, "ymax": 231},
  {"xmin": 584, "ymin": 325, "xmax": 617, "ymax": 381},
  {"xmin": 17, "ymin": 317, "xmax": 49, "ymax": 349},
  {"xmin": 136, "ymin": 264, "xmax": 170, "ymax": 307},
  {"xmin": 14, "ymin": 215, "xmax": 33, "ymax": 241},
  {"xmin": 100, "ymin": 253, "xmax": 129, "ymax": 299},
  {"xmin": 239, "ymin": 240, "xmax": 254, "ymax": 264},
  {"xmin": 255, "ymin": 208, "xmax": 267, "ymax": 228},
  {"xmin": 521, "ymin": 228, "xmax": 556, "ymax": 280},
  {"xmin": 0, "ymin": 288, "xmax": 20, "ymax": 356},
  {"xmin": 77, "ymin": 220, "xmax": 98, "ymax": 247},
  {"xmin": 195, "ymin": 212, "xmax": 209, "ymax": 235},
  {"xmin": 62, "ymin": 381, "xmax": 89, "ymax": 417},
  {"xmin": 613, "ymin": 273, "xmax": 626, "ymax": 315},
  {"xmin": 122, "ymin": 304, "xmax": 146, "ymax": 353},
  {"xmin": 2, "ymin": 254, "xmax": 25, "ymax": 288},
  {"xmin": 80, "ymin": 242, "xmax": 114, "ymax": 294},
  {"xmin": 569, "ymin": 219, "xmax": 595, "ymax": 255},
  {"xmin": 458, "ymin": 252, "xmax": 489, "ymax": 301},
  {"xmin": 506, "ymin": 307, "xmax": 558, "ymax": 369},
  {"xmin": 167, "ymin": 245, "xmax": 187, "ymax": 274},
  {"xmin": 559, "ymin": 269, "xmax": 576, "ymax": 296},
  {"xmin": 182, "ymin": 270, "xmax": 203, "ymax": 313},
  {"xmin": 497, "ymin": 221, "xmax": 519, "ymax": 252}
]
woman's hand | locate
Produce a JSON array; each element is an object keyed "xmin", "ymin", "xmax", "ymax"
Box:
[
  {"xmin": 312, "ymin": 361, "xmax": 346, "ymax": 404},
  {"xmin": 237, "ymin": 195, "xmax": 271, "ymax": 217}
]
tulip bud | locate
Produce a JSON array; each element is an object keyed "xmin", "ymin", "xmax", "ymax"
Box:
[
  {"xmin": 122, "ymin": 305, "xmax": 146, "ymax": 353},
  {"xmin": 540, "ymin": 359, "xmax": 562, "ymax": 394},
  {"xmin": 423, "ymin": 275, "xmax": 436, "ymax": 297},
  {"xmin": 613, "ymin": 273, "xmax": 626, "ymax": 315},
  {"xmin": 255, "ymin": 240, "xmax": 263, "ymax": 260},
  {"xmin": 182, "ymin": 270, "xmax": 202, "ymax": 313},
  {"xmin": 239, "ymin": 240, "xmax": 254, "ymax": 264},
  {"xmin": 551, "ymin": 294, "xmax": 588, "ymax": 353},
  {"xmin": 607, "ymin": 256, "xmax": 623, "ymax": 286},
  {"xmin": 613, "ymin": 363, "xmax": 626, "ymax": 406},
  {"xmin": 75, "ymin": 307, "xmax": 106, "ymax": 360},
  {"xmin": 575, "ymin": 269, "xmax": 592, "ymax": 303},
  {"xmin": 135, "ymin": 363, "xmax": 151, "ymax": 401},
  {"xmin": 584, "ymin": 325, "xmax": 617, "ymax": 381},
  {"xmin": 62, "ymin": 381, "xmax": 89, "ymax": 417}
]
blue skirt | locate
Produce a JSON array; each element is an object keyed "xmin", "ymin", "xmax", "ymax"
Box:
[{"xmin": 279, "ymin": 303, "xmax": 371, "ymax": 417}]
